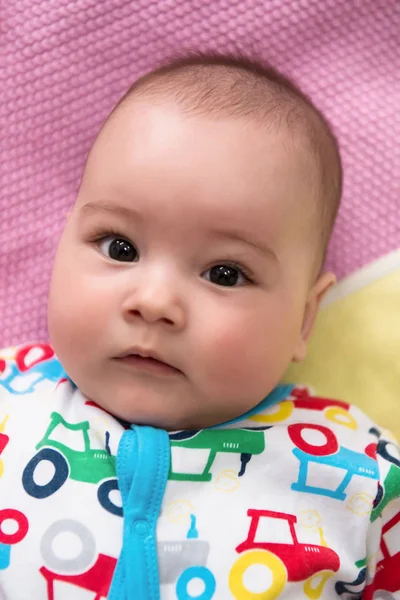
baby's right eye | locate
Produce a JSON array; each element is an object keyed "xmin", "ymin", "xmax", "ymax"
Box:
[{"xmin": 98, "ymin": 236, "xmax": 139, "ymax": 262}]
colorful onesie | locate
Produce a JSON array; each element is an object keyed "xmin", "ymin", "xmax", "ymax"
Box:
[{"xmin": 0, "ymin": 343, "xmax": 399, "ymax": 599}]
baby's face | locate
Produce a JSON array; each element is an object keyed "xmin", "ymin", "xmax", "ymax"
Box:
[{"xmin": 48, "ymin": 100, "xmax": 333, "ymax": 430}]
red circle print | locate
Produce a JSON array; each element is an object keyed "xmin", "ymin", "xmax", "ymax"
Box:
[{"xmin": 288, "ymin": 423, "xmax": 339, "ymax": 456}]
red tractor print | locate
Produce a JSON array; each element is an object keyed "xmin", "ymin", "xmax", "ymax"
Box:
[
  {"xmin": 39, "ymin": 519, "xmax": 117, "ymax": 600},
  {"xmin": 250, "ymin": 385, "xmax": 357, "ymax": 430},
  {"xmin": 229, "ymin": 509, "xmax": 340, "ymax": 599},
  {"xmin": 0, "ymin": 415, "xmax": 9, "ymax": 478},
  {"xmin": 40, "ymin": 554, "xmax": 116, "ymax": 600},
  {"xmin": 363, "ymin": 511, "xmax": 400, "ymax": 600},
  {"xmin": 0, "ymin": 508, "xmax": 29, "ymax": 570}
]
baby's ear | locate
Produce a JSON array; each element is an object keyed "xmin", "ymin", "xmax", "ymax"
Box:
[{"xmin": 292, "ymin": 272, "xmax": 336, "ymax": 362}]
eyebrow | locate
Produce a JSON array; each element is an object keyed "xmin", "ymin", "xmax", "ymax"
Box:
[
  {"xmin": 80, "ymin": 201, "xmax": 276, "ymax": 262},
  {"xmin": 210, "ymin": 228, "xmax": 278, "ymax": 262},
  {"xmin": 80, "ymin": 201, "xmax": 142, "ymax": 222}
]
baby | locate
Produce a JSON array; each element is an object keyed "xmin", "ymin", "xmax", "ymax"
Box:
[{"xmin": 0, "ymin": 54, "xmax": 399, "ymax": 600}]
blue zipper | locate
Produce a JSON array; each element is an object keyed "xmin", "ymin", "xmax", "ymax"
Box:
[{"xmin": 108, "ymin": 426, "xmax": 170, "ymax": 600}]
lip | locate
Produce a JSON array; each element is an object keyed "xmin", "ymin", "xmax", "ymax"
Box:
[{"xmin": 114, "ymin": 348, "xmax": 182, "ymax": 377}]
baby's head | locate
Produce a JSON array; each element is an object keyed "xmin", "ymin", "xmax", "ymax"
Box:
[{"xmin": 48, "ymin": 54, "xmax": 342, "ymax": 430}]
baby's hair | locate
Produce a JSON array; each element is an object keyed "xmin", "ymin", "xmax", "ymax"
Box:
[{"xmin": 115, "ymin": 52, "xmax": 342, "ymax": 275}]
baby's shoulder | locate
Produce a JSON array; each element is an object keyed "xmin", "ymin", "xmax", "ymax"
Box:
[
  {"xmin": 241, "ymin": 384, "xmax": 399, "ymax": 473},
  {"xmin": 241, "ymin": 384, "xmax": 391, "ymax": 436}
]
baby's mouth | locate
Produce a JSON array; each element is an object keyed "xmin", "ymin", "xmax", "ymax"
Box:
[{"xmin": 114, "ymin": 351, "xmax": 182, "ymax": 377}]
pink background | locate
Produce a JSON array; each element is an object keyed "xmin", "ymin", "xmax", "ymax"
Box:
[{"xmin": 1, "ymin": 0, "xmax": 399, "ymax": 348}]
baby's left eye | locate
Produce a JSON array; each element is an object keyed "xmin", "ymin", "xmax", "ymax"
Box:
[{"xmin": 202, "ymin": 265, "xmax": 248, "ymax": 287}]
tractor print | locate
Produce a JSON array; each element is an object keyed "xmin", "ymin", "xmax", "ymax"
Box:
[
  {"xmin": 169, "ymin": 427, "xmax": 269, "ymax": 482},
  {"xmin": 158, "ymin": 514, "xmax": 216, "ymax": 599},
  {"xmin": 40, "ymin": 553, "xmax": 116, "ymax": 600},
  {"xmin": 39, "ymin": 519, "xmax": 117, "ymax": 600},
  {"xmin": 370, "ymin": 427, "xmax": 400, "ymax": 522},
  {"xmin": 289, "ymin": 423, "xmax": 379, "ymax": 501},
  {"xmin": 249, "ymin": 385, "xmax": 358, "ymax": 430},
  {"xmin": 0, "ymin": 415, "xmax": 9, "ymax": 478},
  {"xmin": 22, "ymin": 412, "xmax": 121, "ymax": 516},
  {"xmin": 363, "ymin": 511, "xmax": 400, "ymax": 600},
  {"xmin": 336, "ymin": 510, "xmax": 400, "ymax": 600},
  {"xmin": 39, "ymin": 515, "xmax": 214, "ymax": 600},
  {"xmin": 0, "ymin": 344, "xmax": 65, "ymax": 395},
  {"xmin": 0, "ymin": 508, "xmax": 29, "ymax": 570},
  {"xmin": 334, "ymin": 557, "xmax": 367, "ymax": 599},
  {"xmin": 230, "ymin": 509, "xmax": 340, "ymax": 599}
]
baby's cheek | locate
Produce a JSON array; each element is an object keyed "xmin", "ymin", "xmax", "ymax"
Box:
[
  {"xmin": 50, "ymin": 275, "xmax": 106, "ymax": 351},
  {"xmin": 202, "ymin": 312, "xmax": 267, "ymax": 381},
  {"xmin": 199, "ymin": 300, "xmax": 298, "ymax": 391}
]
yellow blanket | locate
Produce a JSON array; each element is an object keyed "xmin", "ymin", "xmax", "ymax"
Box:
[{"xmin": 284, "ymin": 250, "xmax": 400, "ymax": 438}]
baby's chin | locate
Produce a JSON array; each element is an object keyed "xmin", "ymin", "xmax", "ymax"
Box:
[
  {"xmin": 77, "ymin": 387, "xmax": 191, "ymax": 431},
  {"xmin": 74, "ymin": 364, "xmax": 269, "ymax": 431},
  {"xmin": 81, "ymin": 386, "xmax": 246, "ymax": 431},
  {"xmin": 95, "ymin": 404, "xmax": 227, "ymax": 432}
]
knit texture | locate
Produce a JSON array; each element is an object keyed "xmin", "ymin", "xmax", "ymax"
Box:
[{"xmin": 1, "ymin": 0, "xmax": 399, "ymax": 347}]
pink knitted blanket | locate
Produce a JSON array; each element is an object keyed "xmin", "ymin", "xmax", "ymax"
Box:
[{"xmin": 1, "ymin": 0, "xmax": 399, "ymax": 347}]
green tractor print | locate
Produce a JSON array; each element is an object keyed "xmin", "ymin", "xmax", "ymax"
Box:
[
  {"xmin": 168, "ymin": 427, "xmax": 269, "ymax": 482},
  {"xmin": 22, "ymin": 412, "xmax": 121, "ymax": 516}
]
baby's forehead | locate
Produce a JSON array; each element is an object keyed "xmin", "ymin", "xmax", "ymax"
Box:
[
  {"xmin": 110, "ymin": 92, "xmax": 315, "ymax": 173},
  {"xmin": 92, "ymin": 58, "xmax": 341, "ymax": 274},
  {"xmin": 87, "ymin": 93, "xmax": 320, "ymax": 225},
  {"xmin": 81, "ymin": 105, "xmax": 315, "ymax": 251},
  {"xmin": 95, "ymin": 96, "xmax": 312, "ymax": 193},
  {"xmin": 113, "ymin": 80, "xmax": 325, "ymax": 192}
]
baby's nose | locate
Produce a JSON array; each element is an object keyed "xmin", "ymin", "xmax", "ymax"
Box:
[{"xmin": 122, "ymin": 277, "xmax": 187, "ymax": 330}]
